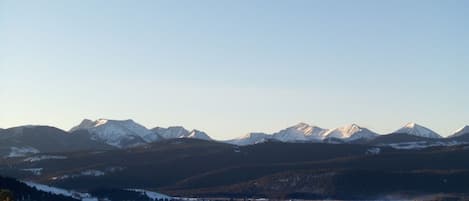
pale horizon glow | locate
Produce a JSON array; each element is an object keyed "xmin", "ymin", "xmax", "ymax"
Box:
[{"xmin": 1, "ymin": 0, "xmax": 469, "ymax": 139}]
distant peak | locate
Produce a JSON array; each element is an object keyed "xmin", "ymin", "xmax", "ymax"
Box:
[
  {"xmin": 188, "ymin": 129, "xmax": 212, "ymax": 140},
  {"xmin": 404, "ymin": 122, "xmax": 417, "ymax": 127},
  {"xmin": 292, "ymin": 122, "xmax": 311, "ymax": 129},
  {"xmin": 292, "ymin": 122, "xmax": 323, "ymax": 130},
  {"xmin": 335, "ymin": 123, "xmax": 362, "ymax": 131},
  {"xmin": 80, "ymin": 119, "xmax": 94, "ymax": 123},
  {"xmin": 451, "ymin": 125, "xmax": 469, "ymax": 137},
  {"xmin": 167, "ymin": 126, "xmax": 186, "ymax": 129},
  {"xmin": 405, "ymin": 122, "xmax": 416, "ymax": 127},
  {"xmin": 95, "ymin": 118, "xmax": 135, "ymax": 123},
  {"xmin": 95, "ymin": 119, "xmax": 109, "ymax": 126},
  {"xmin": 347, "ymin": 123, "xmax": 361, "ymax": 128},
  {"xmin": 456, "ymin": 125, "xmax": 469, "ymax": 131},
  {"xmin": 70, "ymin": 118, "xmax": 140, "ymax": 132},
  {"xmin": 295, "ymin": 122, "xmax": 310, "ymax": 126},
  {"xmin": 394, "ymin": 122, "xmax": 441, "ymax": 138}
]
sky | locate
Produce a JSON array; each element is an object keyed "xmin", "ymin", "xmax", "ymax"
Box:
[{"xmin": 1, "ymin": 0, "xmax": 468, "ymax": 139}]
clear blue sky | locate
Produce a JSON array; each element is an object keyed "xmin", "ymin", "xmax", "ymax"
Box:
[{"xmin": 1, "ymin": 0, "xmax": 468, "ymax": 139}]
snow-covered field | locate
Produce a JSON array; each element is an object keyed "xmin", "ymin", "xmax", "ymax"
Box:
[
  {"xmin": 50, "ymin": 167, "xmax": 125, "ymax": 181},
  {"xmin": 23, "ymin": 181, "xmax": 98, "ymax": 201},
  {"xmin": 7, "ymin": 146, "xmax": 40, "ymax": 157},
  {"xmin": 127, "ymin": 188, "xmax": 173, "ymax": 200},
  {"xmin": 366, "ymin": 147, "xmax": 381, "ymax": 155},
  {"xmin": 23, "ymin": 155, "xmax": 67, "ymax": 162},
  {"xmin": 21, "ymin": 168, "xmax": 43, "ymax": 176},
  {"xmin": 24, "ymin": 181, "xmax": 177, "ymax": 201},
  {"xmin": 385, "ymin": 141, "xmax": 468, "ymax": 150}
]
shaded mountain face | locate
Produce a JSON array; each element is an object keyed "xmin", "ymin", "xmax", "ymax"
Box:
[
  {"xmin": 393, "ymin": 122, "xmax": 442, "ymax": 138},
  {"xmin": 151, "ymin": 126, "xmax": 189, "ymax": 139},
  {"xmin": 0, "ymin": 126, "xmax": 113, "ymax": 157},
  {"xmin": 151, "ymin": 126, "xmax": 212, "ymax": 140}
]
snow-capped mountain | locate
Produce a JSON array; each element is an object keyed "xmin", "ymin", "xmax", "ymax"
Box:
[
  {"xmin": 6, "ymin": 118, "xmax": 468, "ymax": 151},
  {"xmin": 226, "ymin": 132, "xmax": 272, "ymax": 146},
  {"xmin": 273, "ymin": 123, "xmax": 327, "ymax": 142},
  {"xmin": 188, "ymin": 129, "xmax": 212, "ymax": 140},
  {"xmin": 152, "ymin": 126, "xmax": 189, "ymax": 139},
  {"xmin": 152, "ymin": 126, "xmax": 212, "ymax": 140},
  {"xmin": 393, "ymin": 122, "xmax": 442, "ymax": 139},
  {"xmin": 70, "ymin": 119, "xmax": 159, "ymax": 148},
  {"xmin": 228, "ymin": 123, "xmax": 379, "ymax": 145},
  {"xmin": 324, "ymin": 124, "xmax": 378, "ymax": 141},
  {"xmin": 449, "ymin": 125, "xmax": 469, "ymax": 138}
]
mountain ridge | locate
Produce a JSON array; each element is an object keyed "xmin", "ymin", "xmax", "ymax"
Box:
[{"xmin": 0, "ymin": 119, "xmax": 466, "ymax": 156}]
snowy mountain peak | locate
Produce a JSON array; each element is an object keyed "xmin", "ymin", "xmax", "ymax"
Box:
[
  {"xmin": 152, "ymin": 126, "xmax": 212, "ymax": 140},
  {"xmin": 450, "ymin": 125, "xmax": 469, "ymax": 138},
  {"xmin": 71, "ymin": 119, "xmax": 141, "ymax": 131},
  {"xmin": 293, "ymin": 122, "xmax": 311, "ymax": 129},
  {"xmin": 227, "ymin": 132, "xmax": 271, "ymax": 146},
  {"xmin": 188, "ymin": 129, "xmax": 212, "ymax": 140},
  {"xmin": 69, "ymin": 118, "xmax": 157, "ymax": 147},
  {"xmin": 152, "ymin": 126, "xmax": 190, "ymax": 139},
  {"xmin": 404, "ymin": 122, "xmax": 417, "ymax": 128},
  {"xmin": 273, "ymin": 123, "xmax": 327, "ymax": 142},
  {"xmin": 394, "ymin": 122, "xmax": 442, "ymax": 139},
  {"xmin": 324, "ymin": 124, "xmax": 378, "ymax": 141}
]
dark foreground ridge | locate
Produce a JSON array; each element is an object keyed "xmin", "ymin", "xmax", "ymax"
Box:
[
  {"xmin": 0, "ymin": 175, "xmax": 77, "ymax": 201},
  {"xmin": 1, "ymin": 138, "xmax": 469, "ymax": 200}
]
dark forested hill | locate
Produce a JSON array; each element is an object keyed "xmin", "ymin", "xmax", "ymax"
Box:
[
  {"xmin": 1, "ymin": 139, "xmax": 469, "ymax": 200},
  {"xmin": 0, "ymin": 175, "xmax": 78, "ymax": 201}
]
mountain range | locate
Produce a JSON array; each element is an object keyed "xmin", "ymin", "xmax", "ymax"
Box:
[
  {"xmin": 226, "ymin": 122, "xmax": 463, "ymax": 145},
  {"xmin": 1, "ymin": 118, "xmax": 469, "ymax": 200},
  {"xmin": 0, "ymin": 118, "xmax": 468, "ymax": 158}
]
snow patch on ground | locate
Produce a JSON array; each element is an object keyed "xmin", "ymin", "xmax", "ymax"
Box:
[
  {"xmin": 80, "ymin": 170, "xmax": 105, "ymax": 176},
  {"xmin": 6, "ymin": 146, "xmax": 39, "ymax": 157},
  {"xmin": 366, "ymin": 147, "xmax": 381, "ymax": 155},
  {"xmin": 23, "ymin": 155, "xmax": 67, "ymax": 162},
  {"xmin": 126, "ymin": 189, "xmax": 172, "ymax": 200},
  {"xmin": 21, "ymin": 168, "xmax": 43, "ymax": 176},
  {"xmin": 105, "ymin": 166, "xmax": 125, "ymax": 172},
  {"xmin": 51, "ymin": 167, "xmax": 125, "ymax": 181},
  {"xmin": 385, "ymin": 141, "xmax": 468, "ymax": 150},
  {"xmin": 23, "ymin": 181, "xmax": 98, "ymax": 201}
]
